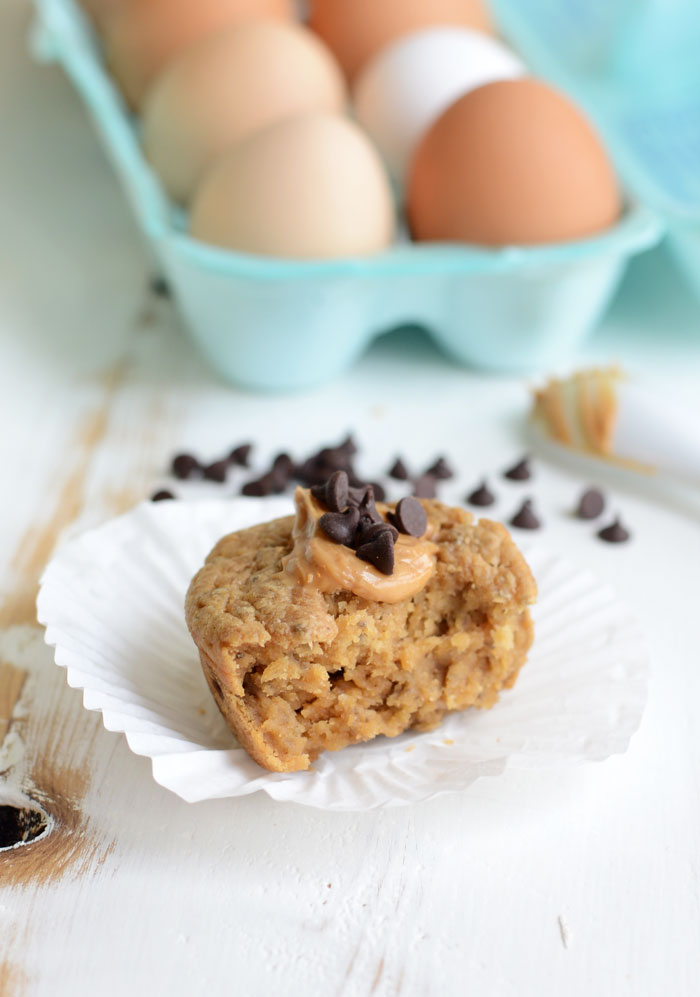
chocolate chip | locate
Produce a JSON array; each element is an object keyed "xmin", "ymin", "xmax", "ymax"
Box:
[
  {"xmin": 150, "ymin": 275, "xmax": 170, "ymax": 298},
  {"xmin": 230, "ymin": 444, "xmax": 252, "ymax": 467},
  {"xmin": 338, "ymin": 434, "xmax": 358, "ymax": 456},
  {"xmin": 369, "ymin": 481, "xmax": 386, "ymax": 502},
  {"xmin": 393, "ymin": 497, "xmax": 427, "ymax": 538},
  {"xmin": 412, "ymin": 475, "xmax": 437, "ymax": 499},
  {"xmin": 297, "ymin": 456, "xmax": 328, "ymax": 486},
  {"xmin": 467, "ymin": 480, "xmax": 495, "ymax": 507},
  {"xmin": 356, "ymin": 531, "xmax": 395, "ymax": 576},
  {"xmin": 271, "ymin": 453, "xmax": 295, "ymax": 482},
  {"xmin": 388, "ymin": 458, "xmax": 409, "ymax": 481},
  {"xmin": 510, "ymin": 499, "xmax": 541, "ymax": 530},
  {"xmin": 355, "ymin": 520, "xmax": 398, "ymax": 548},
  {"xmin": 504, "ymin": 457, "xmax": 532, "ymax": 481},
  {"xmin": 319, "ymin": 506, "xmax": 360, "ymax": 546},
  {"xmin": 241, "ymin": 473, "xmax": 282, "ymax": 496},
  {"xmin": 598, "ymin": 517, "xmax": 631, "ymax": 544},
  {"xmin": 318, "ymin": 447, "xmax": 351, "ymax": 471},
  {"xmin": 203, "ymin": 460, "xmax": 228, "ymax": 483},
  {"xmin": 355, "ymin": 485, "xmax": 382, "ymax": 523},
  {"xmin": 311, "ymin": 470, "xmax": 350, "ymax": 512},
  {"xmin": 576, "ymin": 488, "xmax": 605, "ymax": 520},
  {"xmin": 151, "ymin": 490, "xmax": 175, "ymax": 502},
  {"xmin": 171, "ymin": 454, "xmax": 200, "ymax": 480},
  {"xmin": 425, "ymin": 456, "xmax": 453, "ymax": 480}
]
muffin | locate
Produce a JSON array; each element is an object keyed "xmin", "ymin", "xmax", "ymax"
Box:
[{"xmin": 186, "ymin": 473, "xmax": 536, "ymax": 772}]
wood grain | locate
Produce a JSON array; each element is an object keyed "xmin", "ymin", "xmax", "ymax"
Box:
[
  {"xmin": 0, "ymin": 663, "xmax": 26, "ymax": 745},
  {"xmin": 0, "ymin": 364, "xmax": 126, "ymax": 629}
]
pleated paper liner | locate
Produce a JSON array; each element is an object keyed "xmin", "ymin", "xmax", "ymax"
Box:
[{"xmin": 37, "ymin": 499, "xmax": 648, "ymax": 811}]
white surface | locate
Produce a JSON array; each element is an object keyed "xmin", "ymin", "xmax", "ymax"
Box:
[
  {"xmin": 37, "ymin": 499, "xmax": 647, "ymax": 809},
  {"xmin": 614, "ymin": 382, "xmax": 700, "ymax": 483},
  {"xmin": 2, "ymin": 0, "xmax": 700, "ymax": 994}
]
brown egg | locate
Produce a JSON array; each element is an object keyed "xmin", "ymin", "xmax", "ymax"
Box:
[
  {"xmin": 309, "ymin": 0, "xmax": 493, "ymax": 81},
  {"xmin": 143, "ymin": 21, "xmax": 346, "ymax": 204},
  {"xmin": 408, "ymin": 78, "xmax": 621, "ymax": 246},
  {"xmin": 105, "ymin": 0, "xmax": 295, "ymax": 109},
  {"xmin": 190, "ymin": 113, "xmax": 395, "ymax": 258}
]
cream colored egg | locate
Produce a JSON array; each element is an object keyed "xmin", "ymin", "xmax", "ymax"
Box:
[
  {"xmin": 354, "ymin": 27, "xmax": 525, "ymax": 184},
  {"xmin": 142, "ymin": 20, "xmax": 346, "ymax": 204},
  {"xmin": 105, "ymin": 0, "xmax": 295, "ymax": 109},
  {"xmin": 190, "ymin": 113, "xmax": 395, "ymax": 258}
]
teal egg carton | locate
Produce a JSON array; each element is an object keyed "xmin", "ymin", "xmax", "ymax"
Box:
[{"xmin": 32, "ymin": 0, "xmax": 663, "ymax": 390}]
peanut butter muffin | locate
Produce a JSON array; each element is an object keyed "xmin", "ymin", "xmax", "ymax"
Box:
[{"xmin": 186, "ymin": 473, "xmax": 536, "ymax": 772}]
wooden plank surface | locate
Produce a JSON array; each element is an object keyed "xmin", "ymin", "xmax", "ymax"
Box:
[{"xmin": 2, "ymin": 1, "xmax": 700, "ymax": 995}]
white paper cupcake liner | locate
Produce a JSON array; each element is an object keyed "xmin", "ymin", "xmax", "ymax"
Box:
[{"xmin": 37, "ymin": 499, "xmax": 648, "ymax": 811}]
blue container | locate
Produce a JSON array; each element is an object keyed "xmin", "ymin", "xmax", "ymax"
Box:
[{"xmin": 32, "ymin": 0, "xmax": 663, "ymax": 390}]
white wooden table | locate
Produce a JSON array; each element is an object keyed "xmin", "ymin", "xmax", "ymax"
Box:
[{"xmin": 2, "ymin": 1, "xmax": 700, "ymax": 993}]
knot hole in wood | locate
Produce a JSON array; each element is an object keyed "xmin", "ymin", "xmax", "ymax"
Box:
[{"xmin": 0, "ymin": 802, "xmax": 50, "ymax": 851}]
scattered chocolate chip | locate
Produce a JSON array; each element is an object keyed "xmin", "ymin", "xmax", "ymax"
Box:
[
  {"xmin": 230, "ymin": 444, "xmax": 252, "ymax": 467},
  {"xmin": 319, "ymin": 506, "xmax": 360, "ymax": 546},
  {"xmin": 467, "ymin": 480, "xmax": 495, "ymax": 507},
  {"xmin": 412, "ymin": 475, "xmax": 437, "ymax": 499},
  {"xmin": 388, "ymin": 458, "xmax": 409, "ymax": 481},
  {"xmin": 510, "ymin": 499, "xmax": 541, "ymax": 530},
  {"xmin": 355, "ymin": 520, "xmax": 398, "ymax": 548},
  {"xmin": 242, "ymin": 473, "xmax": 282, "ymax": 497},
  {"xmin": 576, "ymin": 487, "xmax": 605, "ymax": 520},
  {"xmin": 171, "ymin": 454, "xmax": 200, "ymax": 480},
  {"xmin": 425, "ymin": 456, "xmax": 454, "ymax": 480},
  {"xmin": 203, "ymin": 460, "xmax": 228, "ymax": 483},
  {"xmin": 392, "ymin": 497, "xmax": 427, "ymax": 538},
  {"xmin": 297, "ymin": 456, "xmax": 328, "ymax": 486},
  {"xmin": 504, "ymin": 457, "xmax": 532, "ymax": 481},
  {"xmin": 151, "ymin": 490, "xmax": 175, "ymax": 502},
  {"xmin": 356, "ymin": 531, "xmax": 395, "ymax": 576},
  {"xmin": 338, "ymin": 434, "xmax": 358, "ymax": 456},
  {"xmin": 311, "ymin": 470, "xmax": 349, "ymax": 512},
  {"xmin": 271, "ymin": 452, "xmax": 295, "ymax": 482},
  {"xmin": 150, "ymin": 275, "xmax": 171, "ymax": 298},
  {"xmin": 598, "ymin": 517, "xmax": 631, "ymax": 544},
  {"xmin": 321, "ymin": 447, "xmax": 352, "ymax": 471}
]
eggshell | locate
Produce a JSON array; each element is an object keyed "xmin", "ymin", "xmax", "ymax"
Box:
[
  {"xmin": 408, "ymin": 78, "xmax": 622, "ymax": 246},
  {"xmin": 190, "ymin": 113, "xmax": 395, "ymax": 258},
  {"xmin": 354, "ymin": 27, "xmax": 524, "ymax": 184},
  {"xmin": 105, "ymin": 0, "xmax": 295, "ymax": 109},
  {"xmin": 309, "ymin": 0, "xmax": 493, "ymax": 81},
  {"xmin": 142, "ymin": 21, "xmax": 346, "ymax": 204}
]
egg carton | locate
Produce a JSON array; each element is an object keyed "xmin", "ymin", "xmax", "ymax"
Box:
[{"xmin": 31, "ymin": 0, "xmax": 661, "ymax": 391}]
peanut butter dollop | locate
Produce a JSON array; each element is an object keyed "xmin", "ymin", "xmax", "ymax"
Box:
[{"xmin": 283, "ymin": 488, "xmax": 437, "ymax": 604}]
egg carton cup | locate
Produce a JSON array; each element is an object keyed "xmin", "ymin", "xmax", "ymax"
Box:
[
  {"xmin": 37, "ymin": 498, "xmax": 649, "ymax": 811},
  {"xmin": 32, "ymin": 0, "xmax": 662, "ymax": 390}
]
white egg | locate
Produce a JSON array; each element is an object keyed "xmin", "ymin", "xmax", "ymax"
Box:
[{"xmin": 353, "ymin": 27, "xmax": 525, "ymax": 185}]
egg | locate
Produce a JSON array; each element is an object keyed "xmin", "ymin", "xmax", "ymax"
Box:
[
  {"xmin": 408, "ymin": 78, "xmax": 622, "ymax": 246},
  {"xmin": 309, "ymin": 0, "xmax": 493, "ymax": 81},
  {"xmin": 142, "ymin": 21, "xmax": 346, "ymax": 204},
  {"xmin": 354, "ymin": 27, "xmax": 524, "ymax": 184},
  {"xmin": 105, "ymin": 0, "xmax": 295, "ymax": 109},
  {"xmin": 190, "ymin": 113, "xmax": 395, "ymax": 258}
]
